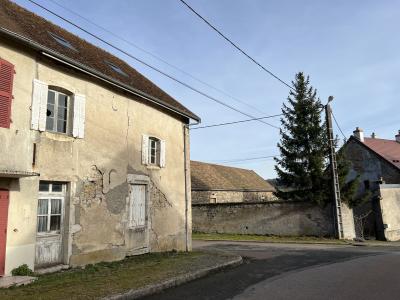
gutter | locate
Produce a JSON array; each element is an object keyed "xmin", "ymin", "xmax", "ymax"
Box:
[{"xmin": 0, "ymin": 27, "xmax": 201, "ymax": 123}]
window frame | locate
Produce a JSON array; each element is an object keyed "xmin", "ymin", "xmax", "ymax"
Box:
[
  {"xmin": 37, "ymin": 182, "xmax": 66, "ymax": 236},
  {"xmin": 148, "ymin": 137, "xmax": 161, "ymax": 166},
  {"xmin": 45, "ymin": 88, "xmax": 71, "ymax": 134}
]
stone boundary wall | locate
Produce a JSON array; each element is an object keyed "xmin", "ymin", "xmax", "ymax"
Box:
[{"xmin": 192, "ymin": 201, "xmax": 335, "ymax": 237}]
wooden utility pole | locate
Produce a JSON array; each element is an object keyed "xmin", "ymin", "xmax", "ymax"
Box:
[{"xmin": 325, "ymin": 97, "xmax": 344, "ymax": 239}]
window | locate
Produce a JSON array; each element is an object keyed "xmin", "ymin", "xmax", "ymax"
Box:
[
  {"xmin": 149, "ymin": 137, "xmax": 160, "ymax": 165},
  {"xmin": 105, "ymin": 61, "xmax": 128, "ymax": 77},
  {"xmin": 48, "ymin": 32, "xmax": 78, "ymax": 52},
  {"xmin": 31, "ymin": 80, "xmax": 86, "ymax": 138},
  {"xmin": 46, "ymin": 89, "xmax": 70, "ymax": 134},
  {"xmin": 0, "ymin": 58, "xmax": 15, "ymax": 128},
  {"xmin": 37, "ymin": 182, "xmax": 65, "ymax": 234},
  {"xmin": 142, "ymin": 135, "xmax": 166, "ymax": 167}
]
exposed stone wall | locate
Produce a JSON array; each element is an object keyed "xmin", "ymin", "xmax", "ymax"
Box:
[
  {"xmin": 192, "ymin": 190, "xmax": 276, "ymax": 204},
  {"xmin": 192, "ymin": 201, "xmax": 334, "ymax": 237},
  {"xmin": 378, "ymin": 184, "xmax": 400, "ymax": 241}
]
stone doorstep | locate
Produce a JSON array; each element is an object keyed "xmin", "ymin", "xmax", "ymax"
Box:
[
  {"xmin": 35, "ymin": 264, "xmax": 70, "ymax": 275},
  {"xmin": 103, "ymin": 254, "xmax": 243, "ymax": 300},
  {"xmin": 0, "ymin": 276, "xmax": 37, "ymax": 289}
]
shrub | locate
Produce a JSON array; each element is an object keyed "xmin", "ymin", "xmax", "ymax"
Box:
[{"xmin": 11, "ymin": 264, "xmax": 34, "ymax": 276}]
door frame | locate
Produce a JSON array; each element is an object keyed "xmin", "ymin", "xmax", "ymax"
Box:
[
  {"xmin": 127, "ymin": 174, "xmax": 151, "ymax": 254},
  {"xmin": 35, "ymin": 182, "xmax": 66, "ymax": 267},
  {"xmin": 0, "ymin": 189, "xmax": 9, "ymax": 276}
]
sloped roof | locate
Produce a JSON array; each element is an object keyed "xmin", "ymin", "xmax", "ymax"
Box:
[
  {"xmin": 191, "ymin": 161, "xmax": 275, "ymax": 191},
  {"xmin": 0, "ymin": 0, "xmax": 199, "ymax": 121},
  {"xmin": 363, "ymin": 137, "xmax": 400, "ymax": 169}
]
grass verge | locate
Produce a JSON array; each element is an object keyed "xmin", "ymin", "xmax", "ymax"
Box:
[
  {"xmin": 0, "ymin": 251, "xmax": 235, "ymax": 300},
  {"xmin": 193, "ymin": 232, "xmax": 349, "ymax": 245}
]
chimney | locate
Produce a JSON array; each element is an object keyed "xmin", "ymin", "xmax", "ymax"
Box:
[
  {"xmin": 353, "ymin": 127, "xmax": 364, "ymax": 142},
  {"xmin": 396, "ymin": 130, "xmax": 400, "ymax": 143},
  {"xmin": 371, "ymin": 132, "xmax": 377, "ymax": 139}
]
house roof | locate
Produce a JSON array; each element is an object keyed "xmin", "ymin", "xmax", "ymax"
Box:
[
  {"xmin": 191, "ymin": 161, "xmax": 276, "ymax": 192},
  {"xmin": 0, "ymin": 0, "xmax": 200, "ymax": 122},
  {"xmin": 349, "ymin": 136, "xmax": 400, "ymax": 170}
]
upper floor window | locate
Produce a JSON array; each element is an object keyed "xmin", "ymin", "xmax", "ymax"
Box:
[
  {"xmin": 142, "ymin": 135, "xmax": 166, "ymax": 167},
  {"xmin": 31, "ymin": 80, "xmax": 86, "ymax": 138},
  {"xmin": 46, "ymin": 89, "xmax": 70, "ymax": 134},
  {"xmin": 0, "ymin": 58, "xmax": 15, "ymax": 129},
  {"xmin": 149, "ymin": 137, "xmax": 160, "ymax": 165}
]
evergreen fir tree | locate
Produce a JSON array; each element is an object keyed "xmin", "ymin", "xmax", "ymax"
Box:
[
  {"xmin": 275, "ymin": 72, "xmax": 368, "ymax": 207},
  {"xmin": 274, "ymin": 72, "xmax": 329, "ymax": 205}
]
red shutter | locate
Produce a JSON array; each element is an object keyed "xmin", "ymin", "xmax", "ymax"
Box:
[{"xmin": 0, "ymin": 59, "xmax": 15, "ymax": 129}]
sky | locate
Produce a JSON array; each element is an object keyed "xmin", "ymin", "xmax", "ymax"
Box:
[{"xmin": 12, "ymin": 0, "xmax": 400, "ymax": 179}]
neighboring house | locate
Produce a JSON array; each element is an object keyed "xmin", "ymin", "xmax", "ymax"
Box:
[
  {"xmin": 191, "ymin": 161, "xmax": 276, "ymax": 204},
  {"xmin": 0, "ymin": 0, "xmax": 199, "ymax": 276},
  {"xmin": 344, "ymin": 128, "xmax": 400, "ymax": 239},
  {"xmin": 345, "ymin": 128, "xmax": 400, "ymax": 192}
]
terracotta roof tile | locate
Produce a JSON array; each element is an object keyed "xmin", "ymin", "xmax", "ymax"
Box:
[
  {"xmin": 0, "ymin": 0, "xmax": 199, "ymax": 121},
  {"xmin": 191, "ymin": 161, "xmax": 275, "ymax": 191},
  {"xmin": 363, "ymin": 137, "xmax": 400, "ymax": 169}
]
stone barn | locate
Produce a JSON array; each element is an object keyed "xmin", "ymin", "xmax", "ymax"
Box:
[{"xmin": 191, "ymin": 161, "xmax": 276, "ymax": 204}]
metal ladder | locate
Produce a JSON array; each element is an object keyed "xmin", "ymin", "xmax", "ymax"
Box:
[
  {"xmin": 326, "ymin": 103, "xmax": 344, "ymax": 239},
  {"xmin": 331, "ymin": 151, "xmax": 344, "ymax": 239}
]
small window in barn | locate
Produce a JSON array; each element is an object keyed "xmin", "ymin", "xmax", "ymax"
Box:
[
  {"xmin": 48, "ymin": 32, "xmax": 77, "ymax": 52},
  {"xmin": 149, "ymin": 137, "xmax": 161, "ymax": 166},
  {"xmin": 105, "ymin": 61, "xmax": 128, "ymax": 77},
  {"xmin": 46, "ymin": 88, "xmax": 71, "ymax": 134}
]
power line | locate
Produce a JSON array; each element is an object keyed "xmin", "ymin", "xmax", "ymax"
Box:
[
  {"xmin": 214, "ymin": 155, "xmax": 277, "ymax": 163},
  {"xmin": 191, "ymin": 113, "xmax": 282, "ymax": 130},
  {"xmin": 27, "ymin": 0, "xmax": 278, "ymax": 129},
  {"xmin": 331, "ymin": 111, "xmax": 346, "ymax": 140},
  {"xmin": 46, "ymin": 0, "xmax": 268, "ymax": 116},
  {"xmin": 178, "ymin": 0, "xmax": 293, "ymax": 90}
]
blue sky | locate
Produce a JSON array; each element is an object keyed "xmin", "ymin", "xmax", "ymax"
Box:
[{"xmin": 13, "ymin": 0, "xmax": 400, "ymax": 178}]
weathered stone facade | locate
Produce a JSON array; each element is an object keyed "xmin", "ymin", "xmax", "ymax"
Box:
[
  {"xmin": 192, "ymin": 190, "xmax": 276, "ymax": 204},
  {"xmin": 0, "ymin": 8, "xmax": 196, "ymax": 274},
  {"xmin": 192, "ymin": 201, "xmax": 335, "ymax": 237}
]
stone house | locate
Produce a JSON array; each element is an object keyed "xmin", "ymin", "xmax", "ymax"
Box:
[
  {"xmin": 0, "ymin": 0, "xmax": 199, "ymax": 276},
  {"xmin": 344, "ymin": 127, "xmax": 400, "ymax": 239},
  {"xmin": 191, "ymin": 161, "xmax": 275, "ymax": 204}
]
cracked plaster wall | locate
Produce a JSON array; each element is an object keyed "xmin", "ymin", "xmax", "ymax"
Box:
[{"xmin": 0, "ymin": 40, "xmax": 190, "ymax": 270}]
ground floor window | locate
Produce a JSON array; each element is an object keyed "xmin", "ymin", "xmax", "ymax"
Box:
[{"xmin": 37, "ymin": 181, "xmax": 66, "ymax": 234}]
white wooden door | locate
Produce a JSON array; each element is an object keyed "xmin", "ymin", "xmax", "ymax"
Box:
[
  {"xmin": 35, "ymin": 182, "xmax": 65, "ymax": 267},
  {"xmin": 129, "ymin": 184, "xmax": 149, "ymax": 253}
]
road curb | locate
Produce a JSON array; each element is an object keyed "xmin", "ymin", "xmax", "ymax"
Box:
[
  {"xmin": 194, "ymin": 238, "xmax": 350, "ymax": 246},
  {"xmin": 103, "ymin": 255, "xmax": 243, "ymax": 300}
]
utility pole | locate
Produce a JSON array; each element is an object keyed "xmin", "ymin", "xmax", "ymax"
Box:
[{"xmin": 325, "ymin": 96, "xmax": 344, "ymax": 239}]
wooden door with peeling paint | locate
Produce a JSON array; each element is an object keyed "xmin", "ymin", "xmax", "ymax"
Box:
[
  {"xmin": 128, "ymin": 184, "xmax": 150, "ymax": 254},
  {"xmin": 35, "ymin": 182, "xmax": 66, "ymax": 268},
  {"xmin": 0, "ymin": 189, "xmax": 9, "ymax": 276}
]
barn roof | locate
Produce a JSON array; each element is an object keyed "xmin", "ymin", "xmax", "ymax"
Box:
[
  {"xmin": 191, "ymin": 161, "xmax": 275, "ymax": 192},
  {"xmin": 0, "ymin": 0, "xmax": 200, "ymax": 122}
]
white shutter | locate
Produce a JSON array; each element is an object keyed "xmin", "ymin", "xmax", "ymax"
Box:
[
  {"xmin": 73, "ymin": 94, "xmax": 86, "ymax": 138},
  {"xmin": 130, "ymin": 184, "xmax": 146, "ymax": 227},
  {"xmin": 78, "ymin": 94, "xmax": 86, "ymax": 138},
  {"xmin": 160, "ymin": 139, "xmax": 166, "ymax": 168},
  {"xmin": 31, "ymin": 79, "xmax": 48, "ymax": 131},
  {"xmin": 142, "ymin": 134, "xmax": 149, "ymax": 165}
]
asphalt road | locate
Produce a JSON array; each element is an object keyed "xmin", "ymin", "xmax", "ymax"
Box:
[{"xmin": 142, "ymin": 240, "xmax": 400, "ymax": 300}]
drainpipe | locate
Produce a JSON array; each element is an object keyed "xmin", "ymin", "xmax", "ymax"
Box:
[{"xmin": 183, "ymin": 120, "xmax": 198, "ymax": 251}]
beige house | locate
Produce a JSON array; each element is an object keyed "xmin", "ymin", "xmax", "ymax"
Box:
[{"xmin": 0, "ymin": 0, "xmax": 199, "ymax": 276}]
